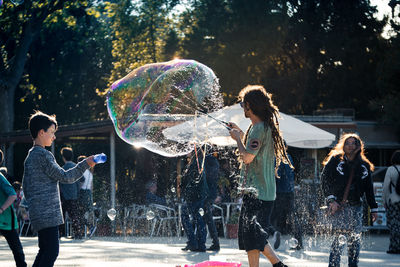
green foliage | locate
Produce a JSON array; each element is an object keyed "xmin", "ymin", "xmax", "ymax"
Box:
[
  {"xmin": 178, "ymin": 0, "xmax": 388, "ymax": 116},
  {"xmin": 370, "ymin": 31, "xmax": 400, "ymax": 137},
  {"xmin": 105, "ymin": 0, "xmax": 179, "ymax": 86},
  {"xmin": 228, "ymin": 208, "xmax": 240, "ymax": 224}
]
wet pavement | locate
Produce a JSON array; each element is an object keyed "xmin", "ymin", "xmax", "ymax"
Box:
[{"xmin": 0, "ymin": 233, "xmax": 398, "ymax": 266}]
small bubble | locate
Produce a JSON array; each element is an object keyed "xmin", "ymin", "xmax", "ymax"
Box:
[
  {"xmin": 146, "ymin": 210, "xmax": 155, "ymax": 220},
  {"xmin": 171, "ymin": 187, "xmax": 176, "ymax": 193},
  {"xmin": 107, "ymin": 208, "xmax": 117, "ymax": 221},
  {"xmin": 199, "ymin": 208, "xmax": 204, "ymax": 216},
  {"xmin": 289, "ymin": 238, "xmax": 298, "ymax": 249},
  {"xmin": 338, "ymin": 234, "xmax": 347, "ymax": 245}
]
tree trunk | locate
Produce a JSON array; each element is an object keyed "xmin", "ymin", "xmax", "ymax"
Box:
[{"xmin": 0, "ymin": 85, "xmax": 16, "ymax": 175}]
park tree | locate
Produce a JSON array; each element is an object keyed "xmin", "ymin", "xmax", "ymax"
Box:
[
  {"xmin": 285, "ymin": 0, "xmax": 386, "ymax": 117},
  {"xmin": 179, "ymin": 0, "xmax": 387, "ymax": 117},
  {"xmin": 370, "ymin": 14, "xmax": 400, "ymax": 136},
  {"xmin": 106, "ymin": 0, "xmax": 179, "ymax": 84},
  {"xmin": 13, "ymin": 2, "xmax": 113, "ymax": 129},
  {"xmin": 0, "ymin": 0, "xmax": 113, "ymax": 174},
  {"xmin": 179, "ymin": 0, "xmax": 292, "ymax": 106},
  {"xmin": 1, "ymin": 0, "xmax": 113, "ymax": 129}
]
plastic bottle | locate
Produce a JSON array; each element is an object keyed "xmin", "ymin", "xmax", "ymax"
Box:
[{"xmin": 93, "ymin": 153, "xmax": 107, "ymax": 164}]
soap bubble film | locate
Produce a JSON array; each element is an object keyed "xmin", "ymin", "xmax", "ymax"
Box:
[
  {"xmin": 107, "ymin": 208, "xmax": 117, "ymax": 221},
  {"xmin": 107, "ymin": 59, "xmax": 223, "ymax": 157}
]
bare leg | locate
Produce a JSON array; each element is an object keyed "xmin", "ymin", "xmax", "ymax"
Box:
[
  {"xmin": 260, "ymin": 243, "xmax": 281, "ymax": 265},
  {"xmin": 247, "ymin": 249, "xmax": 260, "ymax": 267}
]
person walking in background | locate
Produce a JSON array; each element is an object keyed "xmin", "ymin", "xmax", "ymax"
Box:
[
  {"xmin": 271, "ymin": 141, "xmax": 303, "ymax": 250},
  {"xmin": 228, "ymin": 85, "xmax": 290, "ymax": 267},
  {"xmin": 180, "ymin": 151, "xmax": 208, "ymax": 252},
  {"xmin": 203, "ymin": 152, "xmax": 221, "ymax": 251},
  {"xmin": 12, "ymin": 181, "xmax": 24, "ymax": 210},
  {"xmin": 0, "ymin": 149, "xmax": 27, "ymax": 267},
  {"xmin": 145, "ymin": 180, "xmax": 167, "ymax": 206},
  {"xmin": 383, "ymin": 150, "xmax": 400, "ymax": 254},
  {"xmin": 321, "ymin": 133, "xmax": 378, "ymax": 267},
  {"xmin": 77, "ymin": 155, "xmax": 94, "ymax": 236},
  {"xmin": 59, "ymin": 147, "xmax": 82, "ymax": 239},
  {"xmin": 22, "ymin": 111, "xmax": 96, "ymax": 267}
]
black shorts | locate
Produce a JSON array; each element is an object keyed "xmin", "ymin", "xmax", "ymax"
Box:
[{"xmin": 238, "ymin": 195, "xmax": 274, "ymax": 251}]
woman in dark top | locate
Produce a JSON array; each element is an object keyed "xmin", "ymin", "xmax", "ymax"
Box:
[{"xmin": 321, "ymin": 133, "xmax": 378, "ymax": 267}]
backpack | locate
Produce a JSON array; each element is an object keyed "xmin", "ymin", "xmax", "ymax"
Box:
[{"xmin": 390, "ymin": 166, "xmax": 400, "ymax": 195}]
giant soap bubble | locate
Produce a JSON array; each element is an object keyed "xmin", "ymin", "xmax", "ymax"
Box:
[{"xmin": 107, "ymin": 59, "xmax": 223, "ymax": 157}]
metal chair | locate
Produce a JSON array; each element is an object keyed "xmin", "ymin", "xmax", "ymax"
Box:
[
  {"xmin": 149, "ymin": 204, "xmax": 179, "ymax": 237},
  {"xmin": 19, "ymin": 218, "xmax": 31, "ymax": 237},
  {"xmin": 18, "ymin": 206, "xmax": 31, "ymax": 237},
  {"xmin": 127, "ymin": 204, "xmax": 152, "ymax": 236},
  {"xmin": 65, "ymin": 211, "xmax": 73, "ymax": 237},
  {"xmin": 212, "ymin": 204, "xmax": 226, "ymax": 238}
]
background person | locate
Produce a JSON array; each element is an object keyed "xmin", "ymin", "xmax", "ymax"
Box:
[
  {"xmin": 0, "ymin": 149, "xmax": 27, "ymax": 267},
  {"xmin": 271, "ymin": 141, "xmax": 303, "ymax": 250},
  {"xmin": 228, "ymin": 85, "xmax": 290, "ymax": 267},
  {"xmin": 77, "ymin": 155, "xmax": 94, "ymax": 236},
  {"xmin": 145, "ymin": 180, "xmax": 167, "ymax": 206},
  {"xmin": 383, "ymin": 150, "xmax": 400, "ymax": 254},
  {"xmin": 180, "ymin": 151, "xmax": 208, "ymax": 252},
  {"xmin": 203, "ymin": 152, "xmax": 221, "ymax": 251},
  {"xmin": 321, "ymin": 133, "xmax": 378, "ymax": 267},
  {"xmin": 59, "ymin": 147, "xmax": 82, "ymax": 239}
]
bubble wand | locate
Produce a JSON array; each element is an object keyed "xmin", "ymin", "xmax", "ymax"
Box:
[{"xmin": 170, "ymin": 87, "xmax": 231, "ymax": 129}]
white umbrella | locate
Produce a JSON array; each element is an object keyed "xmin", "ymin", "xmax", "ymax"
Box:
[{"xmin": 163, "ymin": 104, "xmax": 335, "ymax": 149}]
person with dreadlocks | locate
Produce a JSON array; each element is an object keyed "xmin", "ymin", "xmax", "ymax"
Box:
[{"xmin": 228, "ymin": 85, "xmax": 290, "ymax": 267}]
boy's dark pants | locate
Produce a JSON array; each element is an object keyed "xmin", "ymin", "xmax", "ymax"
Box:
[
  {"xmin": 33, "ymin": 226, "xmax": 59, "ymax": 267},
  {"xmin": 0, "ymin": 229, "xmax": 27, "ymax": 267}
]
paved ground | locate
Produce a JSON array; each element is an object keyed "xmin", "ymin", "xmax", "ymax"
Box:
[{"xmin": 0, "ymin": 233, "xmax": 398, "ymax": 266}]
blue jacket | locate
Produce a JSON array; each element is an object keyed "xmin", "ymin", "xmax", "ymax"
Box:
[
  {"xmin": 181, "ymin": 157, "xmax": 208, "ymax": 203},
  {"xmin": 59, "ymin": 161, "xmax": 81, "ymax": 200},
  {"xmin": 204, "ymin": 155, "xmax": 220, "ymax": 202},
  {"xmin": 276, "ymin": 154, "xmax": 295, "ymax": 193}
]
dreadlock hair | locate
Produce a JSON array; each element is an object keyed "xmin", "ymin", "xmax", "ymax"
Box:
[
  {"xmin": 239, "ymin": 85, "xmax": 292, "ymax": 176},
  {"xmin": 322, "ymin": 133, "xmax": 374, "ymax": 171}
]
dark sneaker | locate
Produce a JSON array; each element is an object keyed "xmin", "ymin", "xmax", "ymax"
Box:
[
  {"xmin": 207, "ymin": 244, "xmax": 220, "ymax": 251},
  {"xmin": 272, "ymin": 262, "xmax": 288, "ymax": 267},
  {"xmin": 182, "ymin": 245, "xmax": 198, "ymax": 251},
  {"xmin": 273, "ymin": 231, "xmax": 281, "ymax": 249}
]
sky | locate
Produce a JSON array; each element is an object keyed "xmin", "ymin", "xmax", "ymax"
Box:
[
  {"xmin": 371, "ymin": 0, "xmax": 400, "ymax": 38},
  {"xmin": 371, "ymin": 0, "xmax": 392, "ymax": 20}
]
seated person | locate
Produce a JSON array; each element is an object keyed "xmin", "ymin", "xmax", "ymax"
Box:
[{"xmin": 145, "ymin": 180, "xmax": 167, "ymax": 206}]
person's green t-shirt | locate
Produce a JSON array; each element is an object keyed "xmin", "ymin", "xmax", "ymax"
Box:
[
  {"xmin": 0, "ymin": 173, "xmax": 18, "ymax": 230},
  {"xmin": 239, "ymin": 122, "xmax": 276, "ymax": 201}
]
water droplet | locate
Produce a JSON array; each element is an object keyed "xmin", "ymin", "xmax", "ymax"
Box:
[
  {"xmin": 146, "ymin": 210, "xmax": 155, "ymax": 220},
  {"xmin": 289, "ymin": 238, "xmax": 298, "ymax": 249},
  {"xmin": 338, "ymin": 234, "xmax": 347, "ymax": 245},
  {"xmin": 107, "ymin": 208, "xmax": 117, "ymax": 221},
  {"xmin": 199, "ymin": 208, "xmax": 204, "ymax": 216},
  {"xmin": 171, "ymin": 186, "xmax": 176, "ymax": 193}
]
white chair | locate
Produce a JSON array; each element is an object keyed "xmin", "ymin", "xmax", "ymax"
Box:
[
  {"xmin": 19, "ymin": 218, "xmax": 31, "ymax": 237},
  {"xmin": 127, "ymin": 204, "xmax": 151, "ymax": 236},
  {"xmin": 64, "ymin": 211, "xmax": 73, "ymax": 237},
  {"xmin": 149, "ymin": 204, "xmax": 179, "ymax": 237},
  {"xmin": 212, "ymin": 204, "xmax": 226, "ymax": 238},
  {"xmin": 18, "ymin": 206, "xmax": 31, "ymax": 237}
]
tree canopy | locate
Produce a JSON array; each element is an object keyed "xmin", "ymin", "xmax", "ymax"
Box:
[{"xmin": 0, "ymin": 0, "xmax": 399, "ymax": 131}]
